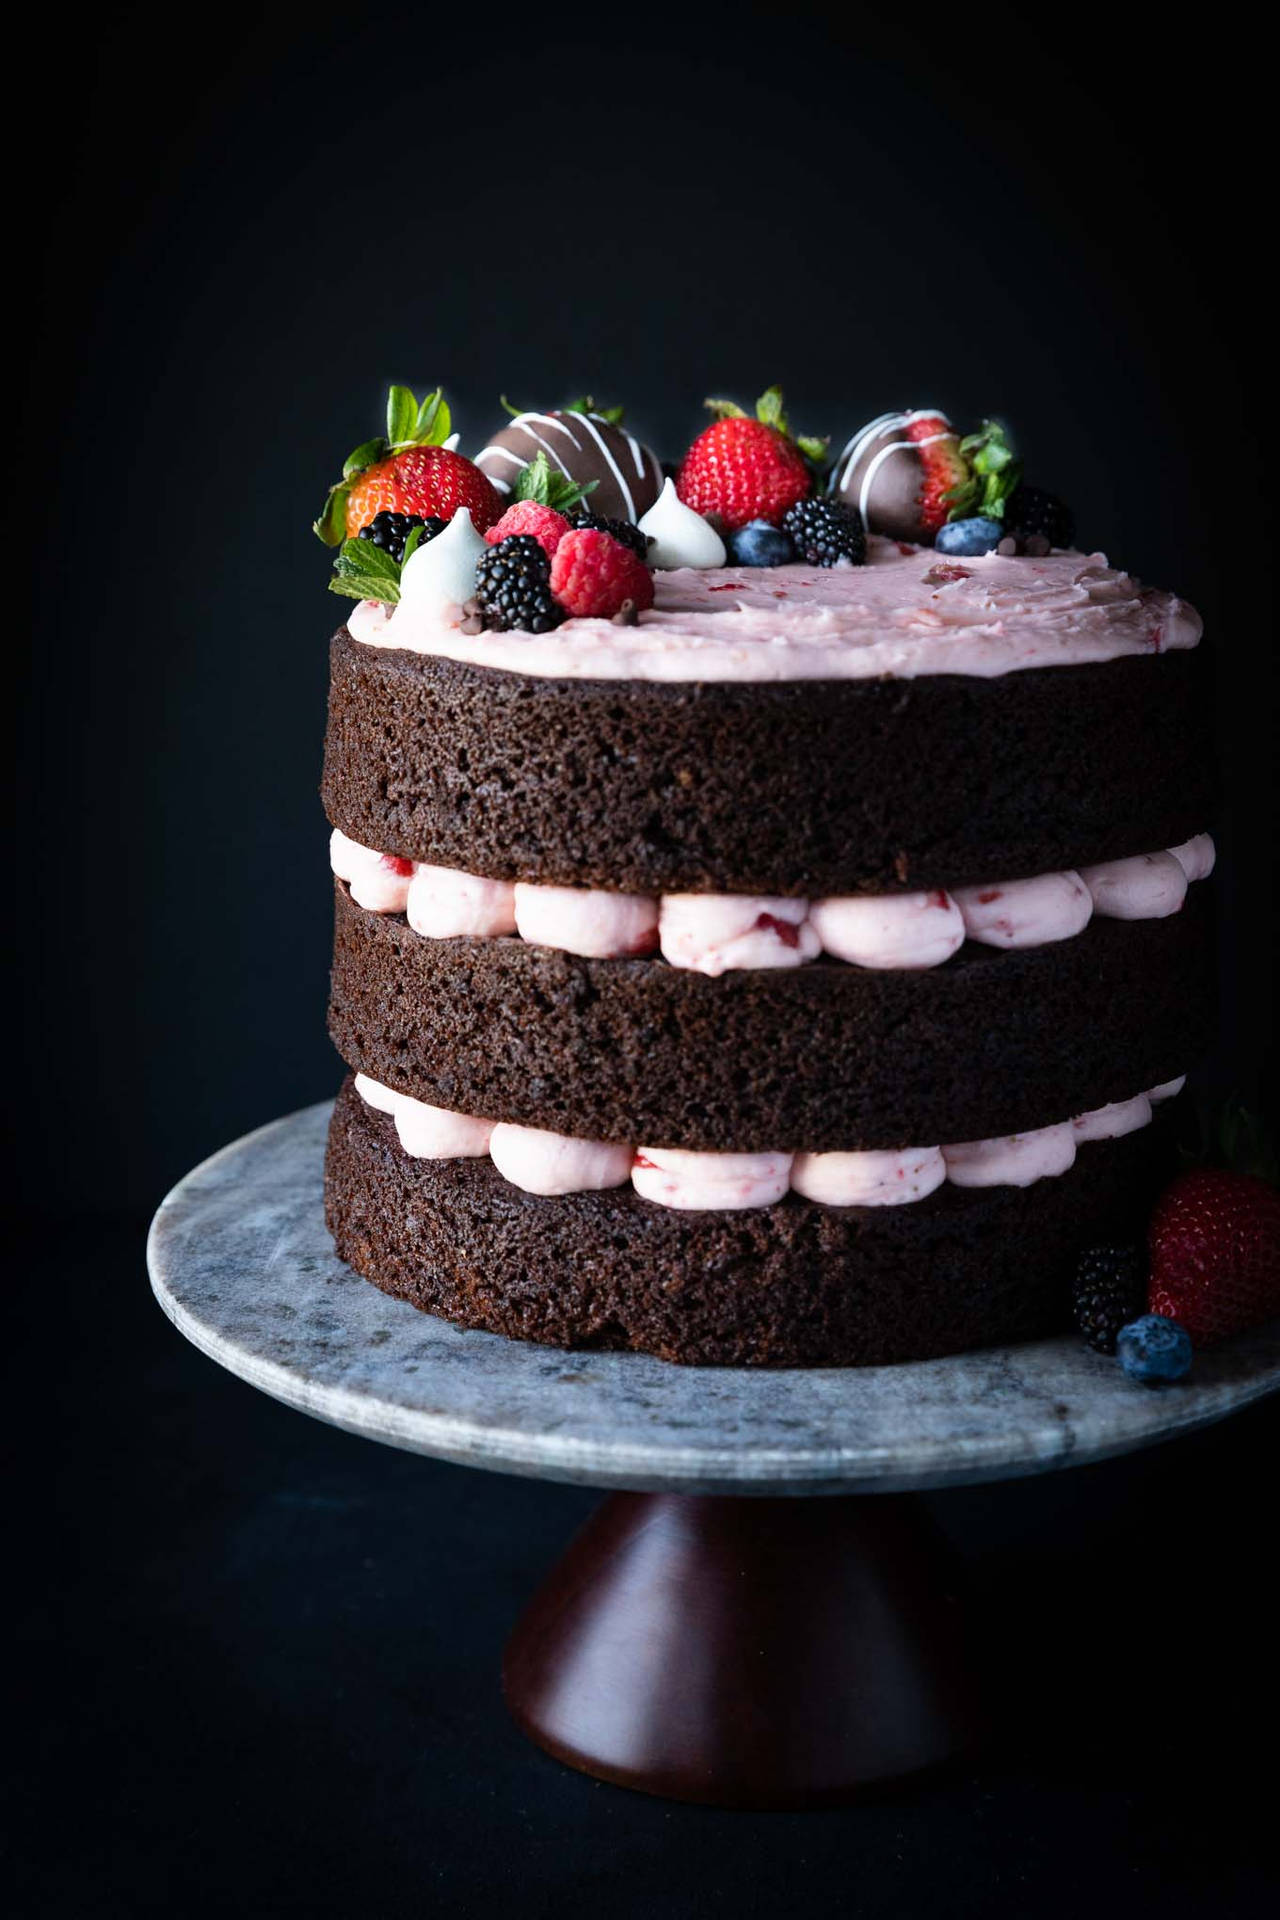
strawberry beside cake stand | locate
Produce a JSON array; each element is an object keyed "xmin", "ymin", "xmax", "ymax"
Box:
[{"xmin": 148, "ymin": 1102, "xmax": 1280, "ymax": 1809}]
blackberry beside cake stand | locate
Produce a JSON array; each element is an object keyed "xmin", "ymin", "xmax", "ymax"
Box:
[{"xmin": 148, "ymin": 1102, "xmax": 1280, "ymax": 1809}]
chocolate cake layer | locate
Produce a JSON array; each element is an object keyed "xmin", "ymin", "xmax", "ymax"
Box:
[
  {"xmin": 325, "ymin": 1075, "xmax": 1174, "ymax": 1367},
  {"xmin": 328, "ymin": 880, "xmax": 1212, "ymax": 1151},
  {"xmin": 323, "ymin": 627, "xmax": 1212, "ymax": 895}
]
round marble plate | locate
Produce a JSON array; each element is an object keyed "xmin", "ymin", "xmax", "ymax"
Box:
[{"xmin": 148, "ymin": 1102, "xmax": 1280, "ymax": 1496}]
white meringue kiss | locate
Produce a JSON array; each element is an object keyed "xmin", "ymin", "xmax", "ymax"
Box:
[
  {"xmin": 397, "ymin": 506, "xmax": 487, "ymax": 621},
  {"xmin": 809, "ymin": 890, "xmax": 964, "ymax": 970},
  {"xmin": 658, "ymin": 894, "xmax": 819, "ymax": 975},
  {"xmin": 637, "ymin": 477, "xmax": 727, "ymax": 570},
  {"xmin": 513, "ymin": 885, "xmax": 659, "ymax": 958}
]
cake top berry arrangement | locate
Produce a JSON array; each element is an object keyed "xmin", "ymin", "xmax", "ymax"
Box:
[{"xmin": 315, "ymin": 383, "xmax": 1200, "ymax": 683}]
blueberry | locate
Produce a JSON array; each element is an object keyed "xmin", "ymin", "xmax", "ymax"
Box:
[
  {"xmin": 728, "ymin": 519, "xmax": 796, "ymax": 568},
  {"xmin": 1115, "ymin": 1315, "xmax": 1193, "ymax": 1387},
  {"xmin": 934, "ymin": 517, "xmax": 1004, "ymax": 557}
]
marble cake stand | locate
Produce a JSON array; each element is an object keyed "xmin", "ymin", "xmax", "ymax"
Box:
[{"xmin": 149, "ymin": 1102, "xmax": 1280, "ymax": 1808}]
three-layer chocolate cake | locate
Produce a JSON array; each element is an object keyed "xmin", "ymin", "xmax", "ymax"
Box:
[{"xmin": 317, "ymin": 391, "xmax": 1214, "ymax": 1366}]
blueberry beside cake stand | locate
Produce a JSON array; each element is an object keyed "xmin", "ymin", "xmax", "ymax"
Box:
[{"xmin": 148, "ymin": 1102, "xmax": 1280, "ymax": 1809}]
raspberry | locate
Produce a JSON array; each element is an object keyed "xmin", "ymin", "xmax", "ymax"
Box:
[
  {"xmin": 566, "ymin": 508, "xmax": 650, "ymax": 561},
  {"xmin": 484, "ymin": 501, "xmax": 571, "ymax": 560},
  {"xmin": 549, "ymin": 529, "xmax": 655, "ymax": 620},
  {"xmin": 473, "ymin": 536, "xmax": 564, "ymax": 633}
]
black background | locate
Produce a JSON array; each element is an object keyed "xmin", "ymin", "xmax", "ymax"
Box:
[{"xmin": 15, "ymin": 6, "xmax": 1278, "ymax": 1914}]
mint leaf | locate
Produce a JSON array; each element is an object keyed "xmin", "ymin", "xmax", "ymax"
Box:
[
  {"xmin": 401, "ymin": 523, "xmax": 426, "ymax": 566},
  {"xmin": 328, "ymin": 535, "xmax": 402, "ymax": 603},
  {"xmin": 512, "ymin": 449, "xmax": 597, "ymax": 511}
]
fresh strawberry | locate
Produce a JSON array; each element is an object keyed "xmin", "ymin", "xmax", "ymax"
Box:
[
  {"xmin": 315, "ymin": 385, "xmax": 502, "ymax": 544},
  {"xmin": 484, "ymin": 501, "xmax": 571, "ymax": 559},
  {"xmin": 1148, "ymin": 1168, "xmax": 1280, "ymax": 1343},
  {"xmin": 549, "ymin": 528, "xmax": 655, "ymax": 619},
  {"xmin": 676, "ymin": 387, "xmax": 827, "ymax": 532}
]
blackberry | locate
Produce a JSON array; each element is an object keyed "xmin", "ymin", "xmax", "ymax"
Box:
[
  {"xmin": 567, "ymin": 508, "xmax": 650, "ymax": 561},
  {"xmin": 1073, "ymin": 1245, "xmax": 1146, "ymax": 1354},
  {"xmin": 1006, "ymin": 485, "xmax": 1075, "ymax": 550},
  {"xmin": 358, "ymin": 510, "xmax": 447, "ymax": 565},
  {"xmin": 473, "ymin": 535, "xmax": 564, "ymax": 633},
  {"xmin": 781, "ymin": 495, "xmax": 866, "ymax": 567}
]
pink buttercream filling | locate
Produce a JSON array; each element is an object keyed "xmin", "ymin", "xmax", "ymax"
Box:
[
  {"xmin": 346, "ymin": 537, "xmax": 1201, "ymax": 684},
  {"xmin": 488, "ymin": 1124, "xmax": 634, "ymax": 1196},
  {"xmin": 331, "ymin": 830, "xmax": 1213, "ymax": 969},
  {"xmin": 952, "ymin": 870, "xmax": 1093, "ymax": 950},
  {"xmin": 514, "ymin": 884, "xmax": 659, "ymax": 959},
  {"xmin": 1079, "ymin": 850, "xmax": 1188, "ymax": 920},
  {"xmin": 658, "ymin": 894, "xmax": 820, "ymax": 974},
  {"xmin": 354, "ymin": 1076, "xmax": 1180, "ymax": 1210}
]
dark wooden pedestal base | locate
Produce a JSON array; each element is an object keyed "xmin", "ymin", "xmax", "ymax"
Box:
[{"xmin": 503, "ymin": 1491, "xmax": 982, "ymax": 1808}]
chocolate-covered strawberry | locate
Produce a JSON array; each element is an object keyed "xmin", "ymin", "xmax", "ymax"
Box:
[
  {"xmin": 830, "ymin": 410, "xmax": 969, "ymax": 542},
  {"xmin": 476, "ymin": 400, "xmax": 663, "ymax": 524}
]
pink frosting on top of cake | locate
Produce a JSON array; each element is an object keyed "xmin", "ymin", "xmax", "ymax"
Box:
[{"xmin": 347, "ymin": 537, "xmax": 1201, "ymax": 683}]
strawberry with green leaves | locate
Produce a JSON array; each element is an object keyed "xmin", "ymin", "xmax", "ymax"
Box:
[
  {"xmin": 315, "ymin": 385, "xmax": 502, "ymax": 544},
  {"xmin": 1147, "ymin": 1102, "xmax": 1280, "ymax": 1343},
  {"xmin": 677, "ymin": 388, "xmax": 827, "ymax": 532}
]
